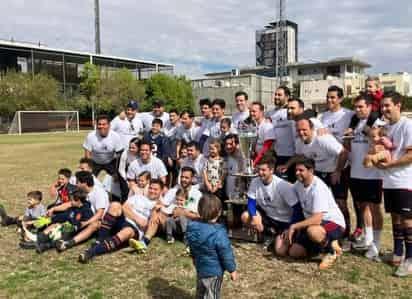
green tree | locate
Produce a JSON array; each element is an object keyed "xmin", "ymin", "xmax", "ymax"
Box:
[
  {"xmin": 144, "ymin": 73, "xmax": 195, "ymax": 112},
  {"xmin": 79, "ymin": 62, "xmax": 100, "ymax": 122},
  {"xmin": 0, "ymin": 71, "xmax": 59, "ymax": 119}
]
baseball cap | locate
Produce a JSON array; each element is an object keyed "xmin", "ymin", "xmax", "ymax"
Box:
[
  {"xmin": 127, "ymin": 100, "xmax": 139, "ymax": 110},
  {"xmin": 153, "ymin": 99, "xmax": 165, "ymax": 107}
]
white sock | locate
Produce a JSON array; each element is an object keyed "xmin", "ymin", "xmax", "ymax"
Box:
[
  {"xmin": 365, "ymin": 226, "xmax": 373, "ymax": 245},
  {"xmin": 373, "ymin": 230, "xmax": 382, "ymax": 250}
]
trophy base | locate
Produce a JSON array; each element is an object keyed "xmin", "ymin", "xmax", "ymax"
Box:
[{"xmin": 225, "ymin": 198, "xmax": 262, "ymax": 243}]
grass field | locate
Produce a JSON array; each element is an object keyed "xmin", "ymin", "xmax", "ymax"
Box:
[{"xmin": 0, "ymin": 132, "xmax": 411, "ymax": 299}]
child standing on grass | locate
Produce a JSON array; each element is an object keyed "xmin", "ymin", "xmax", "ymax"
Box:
[
  {"xmin": 186, "ymin": 194, "xmax": 237, "ymax": 299},
  {"xmin": 202, "ymin": 140, "xmax": 227, "ymax": 200}
]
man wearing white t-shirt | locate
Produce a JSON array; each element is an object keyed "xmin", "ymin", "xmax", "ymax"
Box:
[
  {"xmin": 180, "ymin": 141, "xmax": 207, "ymax": 186},
  {"xmin": 55, "ymin": 171, "xmax": 109, "ymax": 252},
  {"xmin": 242, "ymin": 158, "xmax": 299, "ymax": 255},
  {"xmin": 77, "ymin": 179, "xmax": 164, "ymax": 262},
  {"xmin": 346, "ymin": 94, "xmax": 383, "ymax": 260},
  {"xmin": 140, "ymin": 100, "xmax": 170, "ymax": 132},
  {"xmin": 83, "ymin": 115, "xmax": 123, "ymax": 176},
  {"xmin": 275, "ymin": 98, "xmax": 324, "ymax": 182},
  {"xmin": 201, "ymin": 98, "xmax": 227, "ymax": 156},
  {"xmin": 110, "ymin": 100, "xmax": 144, "ymax": 149},
  {"xmin": 127, "ymin": 141, "xmax": 168, "ymax": 192},
  {"xmin": 196, "ymin": 98, "xmax": 213, "ymax": 151},
  {"xmin": 376, "ymin": 92, "xmax": 412, "ymax": 276},
  {"xmin": 265, "ymin": 85, "xmax": 290, "ymax": 123},
  {"xmin": 176, "ymin": 110, "xmax": 200, "ymax": 160},
  {"xmin": 287, "ymin": 157, "xmax": 345, "ymax": 270},
  {"xmin": 320, "ymin": 85, "xmax": 356, "ymax": 243},
  {"xmin": 232, "ymin": 91, "xmax": 250, "ymax": 129},
  {"xmin": 130, "ymin": 168, "xmax": 201, "ymax": 252},
  {"xmin": 250, "ymin": 101, "xmax": 275, "ymax": 165}
]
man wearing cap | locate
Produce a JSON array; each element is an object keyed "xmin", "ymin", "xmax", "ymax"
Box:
[
  {"xmin": 111, "ymin": 100, "xmax": 144, "ymax": 150},
  {"xmin": 140, "ymin": 100, "xmax": 170, "ymax": 132}
]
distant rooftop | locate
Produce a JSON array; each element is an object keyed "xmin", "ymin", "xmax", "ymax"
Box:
[
  {"xmin": 0, "ymin": 39, "xmax": 174, "ymax": 68},
  {"xmin": 288, "ymin": 57, "xmax": 371, "ymax": 68}
]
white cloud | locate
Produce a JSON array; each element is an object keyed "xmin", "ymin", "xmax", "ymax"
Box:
[{"xmin": 0, "ymin": 0, "xmax": 411, "ymax": 77}]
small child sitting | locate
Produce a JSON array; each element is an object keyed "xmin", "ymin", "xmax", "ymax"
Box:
[
  {"xmin": 0, "ymin": 191, "xmax": 45, "ymax": 227},
  {"xmin": 186, "ymin": 194, "xmax": 237, "ymax": 299},
  {"xmin": 49, "ymin": 168, "xmax": 77, "ymax": 208},
  {"xmin": 129, "ymin": 171, "xmax": 151, "ymax": 197},
  {"xmin": 32, "ymin": 189, "xmax": 94, "ymax": 253},
  {"xmin": 363, "ymin": 126, "xmax": 394, "ymax": 168},
  {"xmin": 163, "ymin": 188, "xmax": 199, "ymax": 245}
]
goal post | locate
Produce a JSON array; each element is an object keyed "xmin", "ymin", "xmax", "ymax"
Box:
[{"xmin": 8, "ymin": 111, "xmax": 80, "ymax": 135}]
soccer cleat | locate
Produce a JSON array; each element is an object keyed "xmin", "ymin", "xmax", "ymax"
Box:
[
  {"xmin": 319, "ymin": 252, "xmax": 337, "ymax": 270},
  {"xmin": 19, "ymin": 240, "xmax": 37, "ymax": 250},
  {"xmin": 129, "ymin": 238, "xmax": 147, "ymax": 253},
  {"xmin": 55, "ymin": 239, "xmax": 75, "ymax": 252},
  {"xmin": 166, "ymin": 236, "xmax": 175, "ymax": 244},
  {"xmin": 35, "ymin": 241, "xmax": 52, "ymax": 254},
  {"xmin": 394, "ymin": 258, "xmax": 412, "ymax": 277},
  {"xmin": 78, "ymin": 250, "xmax": 94, "ymax": 264},
  {"xmin": 331, "ymin": 240, "xmax": 342, "ymax": 257},
  {"xmin": 365, "ymin": 244, "xmax": 381, "ymax": 262}
]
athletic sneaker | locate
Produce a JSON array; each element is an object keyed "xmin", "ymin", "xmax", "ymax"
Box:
[
  {"xmin": 394, "ymin": 258, "xmax": 412, "ymax": 277},
  {"xmin": 262, "ymin": 236, "xmax": 274, "ymax": 251},
  {"xmin": 55, "ymin": 239, "xmax": 75, "ymax": 252},
  {"xmin": 319, "ymin": 252, "xmax": 337, "ymax": 270},
  {"xmin": 166, "ymin": 236, "xmax": 175, "ymax": 244},
  {"xmin": 365, "ymin": 244, "xmax": 381, "ymax": 262},
  {"xmin": 352, "ymin": 239, "xmax": 371, "ymax": 251},
  {"xmin": 35, "ymin": 241, "xmax": 52, "ymax": 254},
  {"xmin": 78, "ymin": 250, "xmax": 94, "ymax": 264},
  {"xmin": 129, "ymin": 238, "xmax": 147, "ymax": 253}
]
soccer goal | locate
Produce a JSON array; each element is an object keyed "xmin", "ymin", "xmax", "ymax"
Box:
[{"xmin": 8, "ymin": 111, "xmax": 80, "ymax": 135}]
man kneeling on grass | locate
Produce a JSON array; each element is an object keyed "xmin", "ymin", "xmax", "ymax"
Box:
[
  {"xmin": 53, "ymin": 171, "xmax": 109, "ymax": 252},
  {"xmin": 286, "ymin": 156, "xmax": 346, "ymax": 270},
  {"xmin": 78, "ymin": 179, "xmax": 164, "ymax": 263}
]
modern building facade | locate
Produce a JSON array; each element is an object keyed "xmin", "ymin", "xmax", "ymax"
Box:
[
  {"xmin": 379, "ymin": 72, "xmax": 410, "ymax": 96},
  {"xmin": 256, "ymin": 20, "xmax": 298, "ymax": 70},
  {"xmin": 0, "ymin": 40, "xmax": 174, "ymax": 97}
]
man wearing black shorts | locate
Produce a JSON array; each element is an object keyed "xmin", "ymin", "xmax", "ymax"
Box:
[
  {"xmin": 348, "ymin": 95, "xmax": 383, "ymax": 260},
  {"xmin": 376, "ymin": 92, "xmax": 412, "ymax": 276},
  {"xmin": 242, "ymin": 157, "xmax": 300, "ymax": 255}
]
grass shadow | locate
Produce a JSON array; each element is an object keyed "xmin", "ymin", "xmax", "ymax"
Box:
[{"xmin": 147, "ymin": 277, "xmax": 193, "ymax": 299}]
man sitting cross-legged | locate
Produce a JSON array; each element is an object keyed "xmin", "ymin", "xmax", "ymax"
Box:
[
  {"xmin": 241, "ymin": 157, "xmax": 301, "ymax": 255},
  {"xmin": 78, "ymin": 178, "xmax": 165, "ymax": 263},
  {"xmin": 129, "ymin": 166, "xmax": 202, "ymax": 253},
  {"xmin": 54, "ymin": 171, "xmax": 109, "ymax": 252},
  {"xmin": 286, "ymin": 156, "xmax": 346, "ymax": 270}
]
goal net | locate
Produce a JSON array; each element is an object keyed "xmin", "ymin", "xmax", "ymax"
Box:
[{"xmin": 8, "ymin": 111, "xmax": 80, "ymax": 134}]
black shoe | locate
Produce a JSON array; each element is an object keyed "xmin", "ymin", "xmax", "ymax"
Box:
[
  {"xmin": 19, "ymin": 240, "xmax": 37, "ymax": 250},
  {"xmin": 79, "ymin": 250, "xmax": 94, "ymax": 264},
  {"xmin": 55, "ymin": 239, "xmax": 75, "ymax": 252},
  {"xmin": 36, "ymin": 241, "xmax": 52, "ymax": 254},
  {"xmin": 0, "ymin": 205, "xmax": 7, "ymax": 225}
]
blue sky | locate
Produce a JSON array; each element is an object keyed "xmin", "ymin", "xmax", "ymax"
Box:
[{"xmin": 0, "ymin": 0, "xmax": 411, "ymax": 78}]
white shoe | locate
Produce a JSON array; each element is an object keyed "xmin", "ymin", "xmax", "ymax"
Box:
[
  {"xmin": 365, "ymin": 244, "xmax": 381, "ymax": 262},
  {"xmin": 395, "ymin": 258, "xmax": 412, "ymax": 277},
  {"xmin": 352, "ymin": 239, "xmax": 371, "ymax": 251}
]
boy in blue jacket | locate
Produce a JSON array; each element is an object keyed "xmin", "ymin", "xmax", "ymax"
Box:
[{"xmin": 186, "ymin": 194, "xmax": 237, "ymax": 299}]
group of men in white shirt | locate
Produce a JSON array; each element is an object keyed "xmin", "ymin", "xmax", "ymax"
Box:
[{"xmin": 67, "ymin": 83, "xmax": 412, "ymax": 276}]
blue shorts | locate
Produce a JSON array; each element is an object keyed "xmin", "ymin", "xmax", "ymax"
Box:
[
  {"xmin": 111, "ymin": 216, "xmax": 141, "ymax": 239},
  {"xmin": 294, "ymin": 221, "xmax": 345, "ymax": 255}
]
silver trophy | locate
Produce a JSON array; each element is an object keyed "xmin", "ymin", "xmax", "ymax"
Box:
[{"xmin": 237, "ymin": 121, "xmax": 258, "ymax": 176}]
